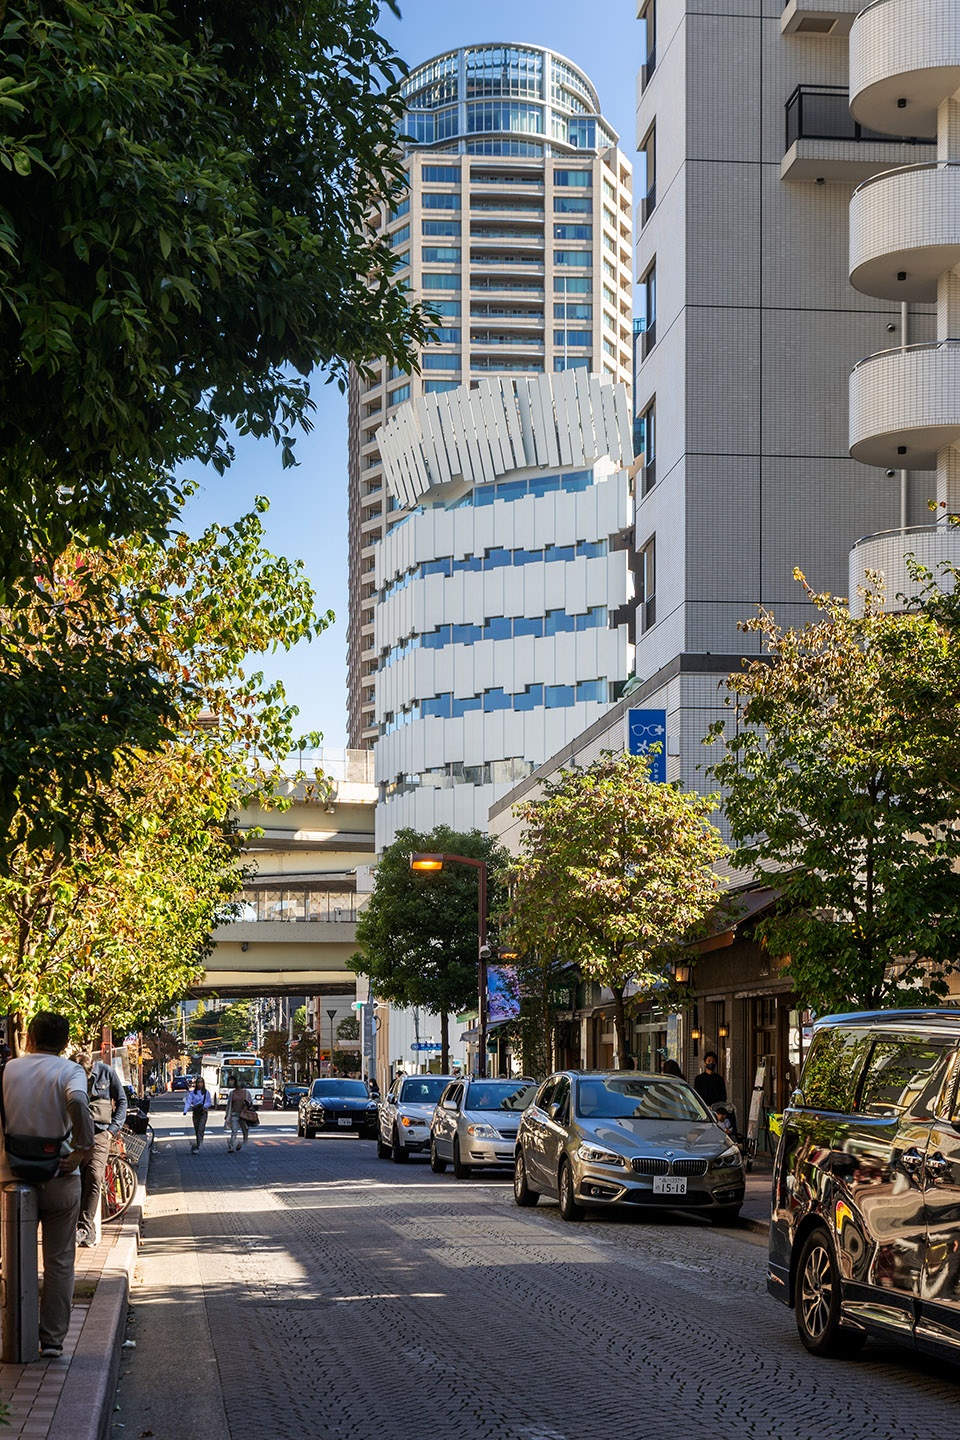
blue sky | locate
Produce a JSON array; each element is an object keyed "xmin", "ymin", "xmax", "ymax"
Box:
[{"xmin": 181, "ymin": 1, "xmax": 638, "ymax": 750}]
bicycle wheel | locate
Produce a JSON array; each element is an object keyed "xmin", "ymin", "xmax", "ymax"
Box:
[{"xmin": 102, "ymin": 1155, "xmax": 137, "ymax": 1223}]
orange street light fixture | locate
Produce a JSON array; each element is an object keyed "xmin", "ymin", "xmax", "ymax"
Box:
[{"xmin": 410, "ymin": 853, "xmax": 445, "ymax": 871}]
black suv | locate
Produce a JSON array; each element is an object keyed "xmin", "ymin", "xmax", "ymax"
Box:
[{"xmin": 770, "ymin": 1009, "xmax": 960, "ymax": 1361}]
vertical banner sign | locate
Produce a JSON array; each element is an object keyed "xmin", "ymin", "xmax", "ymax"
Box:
[
  {"xmin": 362, "ymin": 1004, "xmax": 376, "ymax": 1059},
  {"xmin": 627, "ymin": 708, "xmax": 667, "ymax": 782},
  {"xmin": 486, "ymin": 966, "xmax": 521, "ymax": 1025}
]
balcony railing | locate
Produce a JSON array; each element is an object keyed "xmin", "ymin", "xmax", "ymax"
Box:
[{"xmin": 784, "ymin": 85, "xmax": 935, "ymax": 149}]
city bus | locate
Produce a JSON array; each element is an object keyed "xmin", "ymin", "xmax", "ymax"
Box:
[{"xmin": 200, "ymin": 1052, "xmax": 265, "ymax": 1107}]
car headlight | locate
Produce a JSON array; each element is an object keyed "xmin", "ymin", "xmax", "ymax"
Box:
[
  {"xmin": 401, "ymin": 1115, "xmax": 424, "ymax": 1127},
  {"xmin": 577, "ymin": 1142, "xmax": 623, "ymax": 1166},
  {"xmin": 712, "ymin": 1146, "xmax": 743, "ymax": 1170},
  {"xmin": 466, "ymin": 1123, "xmax": 500, "ymax": 1139}
]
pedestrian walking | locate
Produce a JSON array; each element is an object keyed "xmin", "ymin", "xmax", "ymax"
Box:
[
  {"xmin": 184, "ymin": 1076, "xmax": 212, "ymax": 1151},
  {"xmin": 224, "ymin": 1076, "xmax": 252, "ymax": 1153},
  {"xmin": 75, "ymin": 1051, "xmax": 127, "ymax": 1248},
  {"xmin": 0, "ymin": 1012, "xmax": 94, "ymax": 1359},
  {"xmin": 693, "ymin": 1051, "xmax": 727, "ymax": 1106}
]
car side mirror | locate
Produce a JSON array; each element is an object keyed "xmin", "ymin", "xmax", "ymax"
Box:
[
  {"xmin": 443, "ymin": 1099, "xmax": 457, "ymax": 1111},
  {"xmin": 790, "ymin": 1088, "xmax": 805, "ymax": 1109},
  {"xmin": 548, "ymin": 1101, "xmax": 562, "ymax": 1121}
]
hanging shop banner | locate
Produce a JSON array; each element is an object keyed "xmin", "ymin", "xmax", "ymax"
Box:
[
  {"xmin": 487, "ymin": 965, "xmax": 521, "ymax": 1025},
  {"xmin": 627, "ymin": 708, "xmax": 667, "ymax": 782}
]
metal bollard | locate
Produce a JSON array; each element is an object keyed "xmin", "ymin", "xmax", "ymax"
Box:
[{"xmin": 1, "ymin": 1183, "xmax": 39, "ymax": 1363}]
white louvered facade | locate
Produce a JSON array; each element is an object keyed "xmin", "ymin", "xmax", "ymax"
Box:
[{"xmin": 374, "ymin": 375, "xmax": 635, "ymax": 849}]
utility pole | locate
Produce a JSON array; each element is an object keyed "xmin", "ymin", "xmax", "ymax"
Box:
[{"xmin": 327, "ymin": 1009, "xmax": 338, "ymax": 1076}]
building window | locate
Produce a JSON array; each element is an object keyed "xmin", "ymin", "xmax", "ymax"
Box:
[
  {"xmin": 640, "ymin": 261, "xmax": 656, "ymax": 356},
  {"xmin": 388, "ymin": 383, "xmax": 411, "ymax": 407},
  {"xmin": 555, "ymin": 274, "xmax": 591, "ymax": 294},
  {"xmin": 422, "ymin": 165, "xmax": 461, "ymax": 183},
  {"xmin": 555, "ymin": 329, "xmax": 592, "ymax": 348},
  {"xmin": 640, "ymin": 124, "xmax": 656, "ymax": 224},
  {"xmin": 422, "ymin": 219, "xmax": 461, "ymax": 237},
  {"xmin": 554, "ymin": 194, "xmax": 592, "ymax": 214},
  {"xmin": 421, "ymin": 272, "xmax": 461, "ymax": 289},
  {"xmin": 421, "ymin": 353, "xmax": 461, "ymax": 370},
  {"xmin": 554, "ymin": 168, "xmax": 591, "ymax": 187},
  {"xmin": 640, "ymin": 1, "xmax": 656, "ymax": 90},
  {"xmin": 554, "ymin": 223, "xmax": 593, "ymax": 241},
  {"xmin": 554, "ymin": 250, "xmax": 591, "ymax": 266},
  {"xmin": 639, "ymin": 535, "xmax": 656, "ymax": 632},
  {"xmin": 639, "ymin": 399, "xmax": 656, "ymax": 493},
  {"xmin": 422, "ymin": 247, "xmax": 461, "ymax": 264},
  {"xmin": 422, "ymin": 192, "xmax": 462, "ymax": 209}
]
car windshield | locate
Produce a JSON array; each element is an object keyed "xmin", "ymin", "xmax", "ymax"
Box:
[
  {"xmin": 400, "ymin": 1078, "xmax": 448, "ymax": 1104},
  {"xmin": 310, "ymin": 1080, "xmax": 369, "ymax": 1098},
  {"xmin": 467, "ymin": 1081, "xmax": 537, "ymax": 1112},
  {"xmin": 576, "ymin": 1077, "xmax": 712, "ymax": 1123}
]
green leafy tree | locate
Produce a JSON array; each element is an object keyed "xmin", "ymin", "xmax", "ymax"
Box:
[
  {"xmin": 507, "ymin": 753, "xmax": 727, "ymax": 1069},
  {"xmin": 350, "ymin": 827, "xmax": 510, "ymax": 1071},
  {"xmin": 219, "ymin": 1001, "xmax": 252, "ymax": 1050},
  {"xmin": 261, "ymin": 1028, "xmax": 290, "ymax": 1074},
  {"xmin": 707, "ymin": 570, "xmax": 960, "ymax": 1015},
  {"xmin": 0, "ymin": 0, "xmax": 433, "ymax": 587},
  {"xmin": 0, "ymin": 504, "xmax": 322, "ymax": 1049}
]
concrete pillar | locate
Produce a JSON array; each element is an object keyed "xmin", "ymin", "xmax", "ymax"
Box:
[{"xmin": 938, "ymin": 96, "xmax": 960, "ymax": 163}]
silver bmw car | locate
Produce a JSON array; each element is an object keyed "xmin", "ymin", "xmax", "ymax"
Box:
[{"xmin": 514, "ymin": 1071, "xmax": 745, "ymax": 1223}]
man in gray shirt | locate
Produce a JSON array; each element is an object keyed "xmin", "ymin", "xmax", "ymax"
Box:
[{"xmin": 0, "ymin": 1013, "xmax": 94, "ymax": 1358}]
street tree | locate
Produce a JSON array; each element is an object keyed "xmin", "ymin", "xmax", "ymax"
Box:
[
  {"xmin": 350, "ymin": 827, "xmax": 510, "ymax": 1071},
  {"xmin": 706, "ymin": 569, "xmax": 960, "ymax": 1015},
  {"xmin": 0, "ymin": 504, "xmax": 322, "ymax": 1049},
  {"xmin": 0, "ymin": 0, "xmax": 434, "ymax": 586},
  {"xmin": 507, "ymin": 753, "xmax": 727, "ymax": 1069}
]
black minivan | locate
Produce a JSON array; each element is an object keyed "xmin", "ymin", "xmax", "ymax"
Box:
[{"xmin": 770, "ymin": 1009, "xmax": 960, "ymax": 1360}]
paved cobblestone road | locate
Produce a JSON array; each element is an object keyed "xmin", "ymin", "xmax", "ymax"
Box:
[{"xmin": 113, "ymin": 1103, "xmax": 960, "ymax": 1440}]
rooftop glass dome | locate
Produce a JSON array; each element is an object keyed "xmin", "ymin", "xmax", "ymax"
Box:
[{"xmin": 399, "ymin": 44, "xmax": 616, "ymax": 155}]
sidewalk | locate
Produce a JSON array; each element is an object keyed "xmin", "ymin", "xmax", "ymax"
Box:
[
  {"xmin": 0, "ymin": 1155, "xmax": 145, "ymax": 1440},
  {"xmin": 740, "ymin": 1157, "xmax": 773, "ymax": 1234}
]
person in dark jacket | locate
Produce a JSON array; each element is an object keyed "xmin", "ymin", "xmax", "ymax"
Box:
[
  {"xmin": 693, "ymin": 1051, "xmax": 727, "ymax": 1106},
  {"xmin": 76, "ymin": 1052, "xmax": 128, "ymax": 1247}
]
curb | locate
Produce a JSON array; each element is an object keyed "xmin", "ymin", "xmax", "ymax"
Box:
[{"xmin": 50, "ymin": 1153, "xmax": 147, "ymax": 1440}]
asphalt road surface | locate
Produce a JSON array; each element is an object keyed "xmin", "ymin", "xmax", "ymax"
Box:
[{"xmin": 112, "ymin": 1096, "xmax": 960, "ymax": 1440}]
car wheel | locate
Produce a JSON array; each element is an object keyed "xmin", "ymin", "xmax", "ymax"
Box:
[
  {"xmin": 430, "ymin": 1140, "xmax": 447, "ymax": 1174},
  {"xmin": 392, "ymin": 1127, "xmax": 409, "ymax": 1164},
  {"xmin": 513, "ymin": 1150, "xmax": 539, "ymax": 1207},
  {"xmin": 297, "ymin": 1118, "xmax": 305, "ymax": 1137},
  {"xmin": 453, "ymin": 1139, "xmax": 471, "ymax": 1180},
  {"xmin": 304, "ymin": 1125, "xmax": 317, "ymax": 1140},
  {"xmin": 376, "ymin": 1130, "xmax": 391, "ymax": 1159},
  {"xmin": 795, "ymin": 1227, "xmax": 866, "ymax": 1358},
  {"xmin": 709, "ymin": 1205, "xmax": 742, "ymax": 1226},
  {"xmin": 557, "ymin": 1159, "xmax": 584, "ymax": 1221}
]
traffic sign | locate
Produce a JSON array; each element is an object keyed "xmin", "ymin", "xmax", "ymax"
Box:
[{"xmin": 410, "ymin": 1041, "xmax": 442, "ymax": 1053}]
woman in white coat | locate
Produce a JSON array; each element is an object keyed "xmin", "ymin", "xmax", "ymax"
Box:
[{"xmin": 183, "ymin": 1077, "xmax": 212, "ymax": 1152}]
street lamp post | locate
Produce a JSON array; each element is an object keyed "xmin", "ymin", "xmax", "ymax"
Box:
[
  {"xmin": 327, "ymin": 1008, "xmax": 338, "ymax": 1076},
  {"xmin": 410, "ymin": 852, "xmax": 489, "ymax": 1078}
]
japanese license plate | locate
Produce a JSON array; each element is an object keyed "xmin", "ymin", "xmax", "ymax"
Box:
[
  {"xmin": 338, "ymin": 1117, "xmax": 352, "ymax": 1127},
  {"xmin": 653, "ymin": 1175, "xmax": 687, "ymax": 1195}
]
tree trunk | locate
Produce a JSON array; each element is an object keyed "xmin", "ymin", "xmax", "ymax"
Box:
[
  {"xmin": 611, "ymin": 984, "xmax": 629, "ymax": 1070},
  {"xmin": 440, "ymin": 1010, "xmax": 449, "ymax": 1073}
]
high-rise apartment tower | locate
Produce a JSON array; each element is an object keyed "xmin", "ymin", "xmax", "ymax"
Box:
[{"xmin": 346, "ymin": 43, "xmax": 634, "ymax": 748}]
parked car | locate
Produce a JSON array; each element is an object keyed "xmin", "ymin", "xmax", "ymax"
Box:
[
  {"xmin": 171, "ymin": 1075, "xmax": 196, "ymax": 1092},
  {"xmin": 298, "ymin": 1078, "xmax": 378, "ymax": 1138},
  {"xmin": 513, "ymin": 1071, "xmax": 744, "ymax": 1223},
  {"xmin": 280, "ymin": 1084, "xmax": 309, "ymax": 1110},
  {"xmin": 431, "ymin": 1076, "xmax": 537, "ymax": 1178},
  {"xmin": 378, "ymin": 1074, "xmax": 454, "ymax": 1162},
  {"xmin": 769, "ymin": 1008, "xmax": 960, "ymax": 1362}
]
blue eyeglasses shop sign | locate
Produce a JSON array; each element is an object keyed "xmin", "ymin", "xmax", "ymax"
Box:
[{"xmin": 627, "ymin": 708, "xmax": 667, "ymax": 783}]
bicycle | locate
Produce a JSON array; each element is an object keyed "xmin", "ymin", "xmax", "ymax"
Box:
[{"xmin": 102, "ymin": 1128, "xmax": 144, "ymax": 1224}]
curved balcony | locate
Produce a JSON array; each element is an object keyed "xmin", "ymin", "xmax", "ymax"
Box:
[
  {"xmin": 849, "ymin": 341, "xmax": 960, "ymax": 468},
  {"xmin": 850, "ymin": 163, "xmax": 960, "ymax": 301},
  {"xmin": 849, "ymin": 0, "xmax": 960, "ymax": 138},
  {"xmin": 849, "ymin": 523, "xmax": 960, "ymax": 615}
]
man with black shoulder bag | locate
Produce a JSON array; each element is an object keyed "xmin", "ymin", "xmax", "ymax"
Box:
[{"xmin": 0, "ymin": 1013, "xmax": 94, "ymax": 1359}]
